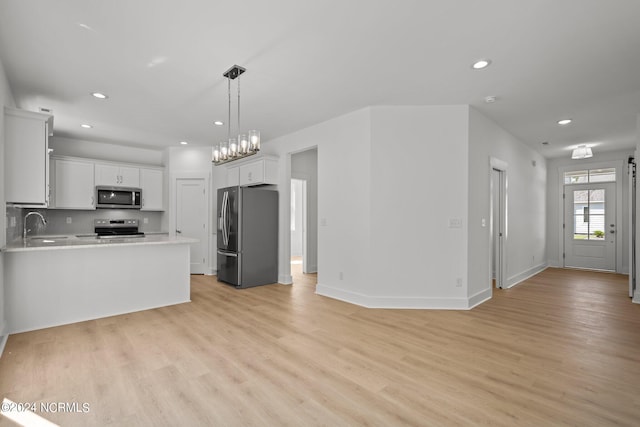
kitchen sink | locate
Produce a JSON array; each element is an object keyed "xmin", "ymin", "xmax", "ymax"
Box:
[{"xmin": 29, "ymin": 236, "xmax": 69, "ymax": 242}]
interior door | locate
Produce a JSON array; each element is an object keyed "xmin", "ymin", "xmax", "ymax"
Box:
[
  {"xmin": 564, "ymin": 182, "xmax": 616, "ymax": 271},
  {"xmin": 177, "ymin": 178, "xmax": 208, "ymax": 274}
]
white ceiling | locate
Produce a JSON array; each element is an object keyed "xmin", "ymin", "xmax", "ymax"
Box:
[{"xmin": 1, "ymin": 0, "xmax": 639, "ymax": 159}]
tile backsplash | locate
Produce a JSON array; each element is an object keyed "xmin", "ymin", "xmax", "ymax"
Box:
[{"xmin": 6, "ymin": 207, "xmax": 164, "ymax": 243}]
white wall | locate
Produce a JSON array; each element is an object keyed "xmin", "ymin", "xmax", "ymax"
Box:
[
  {"xmin": 265, "ymin": 105, "xmax": 548, "ymax": 309},
  {"xmin": 0, "ymin": 55, "xmax": 16, "ymax": 352},
  {"xmin": 468, "ymin": 108, "xmax": 547, "ymax": 300},
  {"xmin": 291, "ymin": 148, "xmax": 318, "ymax": 272},
  {"xmin": 51, "ymin": 136, "xmax": 163, "ymax": 166},
  {"xmin": 262, "ymin": 108, "xmax": 372, "ymax": 287},
  {"xmin": 546, "ymin": 149, "xmax": 633, "ymax": 271},
  {"xmin": 636, "ymin": 114, "xmax": 640, "ymax": 303},
  {"xmin": 368, "ymin": 106, "xmax": 470, "ymax": 307}
]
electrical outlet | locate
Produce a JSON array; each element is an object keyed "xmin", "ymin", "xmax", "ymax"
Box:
[
  {"xmin": 456, "ymin": 278, "xmax": 463, "ymax": 287},
  {"xmin": 143, "ymin": 218, "xmax": 149, "ymax": 224},
  {"xmin": 481, "ymin": 218, "xmax": 486, "ymax": 227},
  {"xmin": 320, "ymin": 218, "xmax": 328, "ymax": 226},
  {"xmin": 66, "ymin": 217, "xmax": 72, "ymax": 224}
]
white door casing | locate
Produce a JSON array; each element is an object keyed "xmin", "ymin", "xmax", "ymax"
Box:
[
  {"xmin": 176, "ymin": 178, "xmax": 208, "ymax": 274},
  {"xmin": 490, "ymin": 157, "xmax": 508, "ymax": 290}
]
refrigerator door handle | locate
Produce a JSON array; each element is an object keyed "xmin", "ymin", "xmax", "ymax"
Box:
[
  {"xmin": 217, "ymin": 250, "xmax": 238, "ymax": 257},
  {"xmin": 224, "ymin": 191, "xmax": 231, "ymax": 246},
  {"xmin": 218, "ymin": 194, "xmax": 224, "ymax": 232},
  {"xmin": 221, "ymin": 191, "xmax": 229, "ymax": 246}
]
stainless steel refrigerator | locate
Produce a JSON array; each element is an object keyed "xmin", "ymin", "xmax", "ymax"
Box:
[{"xmin": 217, "ymin": 186, "xmax": 278, "ymax": 288}]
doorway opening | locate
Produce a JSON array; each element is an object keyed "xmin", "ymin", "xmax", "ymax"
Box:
[
  {"xmin": 291, "ymin": 178, "xmax": 307, "ymax": 271},
  {"xmin": 290, "ymin": 147, "xmax": 318, "ymax": 286},
  {"xmin": 490, "ymin": 159, "xmax": 507, "ymax": 289}
]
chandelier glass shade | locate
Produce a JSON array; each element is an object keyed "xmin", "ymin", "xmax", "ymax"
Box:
[{"xmin": 212, "ymin": 65, "xmax": 260, "ymax": 165}]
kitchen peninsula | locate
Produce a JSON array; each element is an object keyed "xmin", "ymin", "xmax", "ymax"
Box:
[{"xmin": 2, "ymin": 234, "xmax": 196, "ymax": 333}]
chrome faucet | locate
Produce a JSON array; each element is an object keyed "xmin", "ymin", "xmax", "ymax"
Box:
[{"xmin": 23, "ymin": 211, "xmax": 47, "ymax": 240}]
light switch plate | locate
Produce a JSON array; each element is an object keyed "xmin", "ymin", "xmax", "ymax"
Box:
[{"xmin": 448, "ymin": 218, "xmax": 463, "ymax": 228}]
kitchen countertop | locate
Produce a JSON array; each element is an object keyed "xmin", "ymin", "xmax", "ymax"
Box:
[{"xmin": 2, "ymin": 233, "xmax": 198, "ymax": 253}]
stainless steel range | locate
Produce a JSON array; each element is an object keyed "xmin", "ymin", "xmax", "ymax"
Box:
[{"xmin": 94, "ymin": 219, "xmax": 145, "ymax": 239}]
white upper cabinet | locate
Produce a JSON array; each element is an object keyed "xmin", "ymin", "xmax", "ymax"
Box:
[
  {"xmin": 4, "ymin": 107, "xmax": 53, "ymax": 206},
  {"xmin": 239, "ymin": 158, "xmax": 278, "ymax": 186},
  {"xmin": 95, "ymin": 163, "xmax": 140, "ymax": 187},
  {"xmin": 51, "ymin": 157, "xmax": 96, "ymax": 209},
  {"xmin": 140, "ymin": 167, "xmax": 164, "ymax": 211}
]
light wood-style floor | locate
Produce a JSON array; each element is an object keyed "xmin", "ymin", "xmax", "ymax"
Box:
[{"xmin": 1, "ymin": 267, "xmax": 640, "ymax": 426}]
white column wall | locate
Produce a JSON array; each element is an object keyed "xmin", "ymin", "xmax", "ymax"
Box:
[
  {"xmin": 367, "ymin": 105, "xmax": 470, "ymax": 308},
  {"xmin": 0, "ymin": 55, "xmax": 16, "ymax": 353},
  {"xmin": 265, "ymin": 108, "xmax": 372, "ymax": 289},
  {"xmin": 635, "ymin": 113, "xmax": 640, "ymax": 303},
  {"xmin": 468, "ymin": 108, "xmax": 547, "ymax": 300}
]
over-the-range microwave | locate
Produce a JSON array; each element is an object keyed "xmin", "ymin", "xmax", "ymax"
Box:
[{"xmin": 96, "ymin": 186, "xmax": 142, "ymax": 209}]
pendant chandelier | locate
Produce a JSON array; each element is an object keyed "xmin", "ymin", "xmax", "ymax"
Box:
[{"xmin": 212, "ymin": 65, "xmax": 260, "ymax": 165}]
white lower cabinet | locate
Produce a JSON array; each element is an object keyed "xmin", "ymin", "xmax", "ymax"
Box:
[
  {"xmin": 51, "ymin": 158, "xmax": 96, "ymax": 209},
  {"xmin": 140, "ymin": 167, "xmax": 164, "ymax": 211}
]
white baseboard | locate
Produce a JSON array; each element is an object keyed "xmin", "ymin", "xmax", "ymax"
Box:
[
  {"xmin": 0, "ymin": 320, "xmax": 8, "ymax": 358},
  {"xmin": 506, "ymin": 263, "xmax": 548, "ymax": 289},
  {"xmin": 633, "ymin": 289, "xmax": 640, "ymax": 304},
  {"xmin": 316, "ymin": 283, "xmax": 474, "ymax": 310},
  {"xmin": 468, "ymin": 288, "xmax": 492, "ymax": 309},
  {"xmin": 278, "ymin": 274, "xmax": 293, "ymax": 285},
  {"xmin": 304, "ymin": 264, "xmax": 318, "ymax": 274}
]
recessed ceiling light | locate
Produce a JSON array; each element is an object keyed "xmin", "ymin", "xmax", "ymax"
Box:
[
  {"xmin": 214, "ymin": 121, "xmax": 224, "ymax": 126},
  {"xmin": 472, "ymin": 59, "xmax": 492, "ymax": 70},
  {"xmin": 558, "ymin": 118, "xmax": 572, "ymax": 125},
  {"xmin": 484, "ymin": 95, "xmax": 497, "ymax": 103},
  {"xmin": 180, "ymin": 141, "xmax": 188, "ymax": 145},
  {"xmin": 80, "ymin": 124, "xmax": 93, "ymax": 129},
  {"xmin": 91, "ymin": 92, "xmax": 108, "ymax": 99}
]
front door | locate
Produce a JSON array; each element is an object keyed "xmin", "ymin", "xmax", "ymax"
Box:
[
  {"xmin": 177, "ymin": 178, "xmax": 208, "ymax": 274},
  {"xmin": 564, "ymin": 182, "xmax": 616, "ymax": 271}
]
